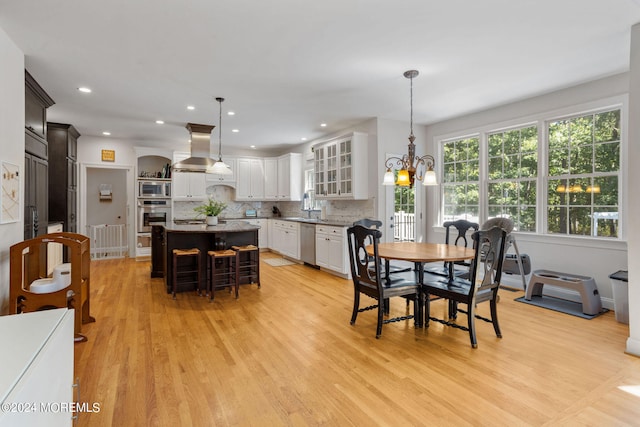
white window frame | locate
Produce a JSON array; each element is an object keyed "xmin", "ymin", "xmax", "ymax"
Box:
[{"xmin": 433, "ymin": 95, "xmax": 627, "ymax": 242}]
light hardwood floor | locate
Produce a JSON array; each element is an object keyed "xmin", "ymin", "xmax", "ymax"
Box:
[{"xmin": 74, "ymin": 254, "xmax": 640, "ymax": 426}]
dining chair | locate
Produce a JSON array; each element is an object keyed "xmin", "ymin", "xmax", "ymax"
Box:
[
  {"xmin": 347, "ymin": 225, "xmax": 420, "ymax": 338},
  {"xmin": 352, "ymin": 219, "xmax": 412, "ymax": 275},
  {"xmin": 425, "ymin": 219, "xmax": 479, "ymax": 279},
  {"xmin": 422, "ymin": 226, "xmax": 507, "ymax": 348}
]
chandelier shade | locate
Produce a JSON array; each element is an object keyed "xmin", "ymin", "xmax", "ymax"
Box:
[
  {"xmin": 207, "ymin": 97, "xmax": 233, "ymax": 175},
  {"xmin": 382, "ymin": 70, "xmax": 437, "ymax": 188}
]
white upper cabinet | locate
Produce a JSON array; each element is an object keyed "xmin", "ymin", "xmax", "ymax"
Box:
[
  {"xmin": 264, "ymin": 153, "xmax": 302, "ymax": 201},
  {"xmin": 172, "ymin": 172, "xmax": 207, "ymax": 200},
  {"xmin": 264, "ymin": 158, "xmax": 278, "ymax": 199},
  {"xmin": 235, "ymin": 157, "xmax": 265, "ymax": 200},
  {"xmin": 314, "ymin": 132, "xmax": 368, "ymax": 200},
  {"xmin": 278, "ymin": 153, "xmax": 302, "ymax": 201}
]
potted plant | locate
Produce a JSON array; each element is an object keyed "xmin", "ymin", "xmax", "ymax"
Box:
[{"xmin": 194, "ymin": 198, "xmax": 227, "ymax": 225}]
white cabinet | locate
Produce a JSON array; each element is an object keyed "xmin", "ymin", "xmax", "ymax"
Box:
[
  {"xmin": 264, "ymin": 158, "xmax": 278, "ymax": 200},
  {"xmin": 271, "ymin": 219, "xmax": 300, "ymax": 259},
  {"xmin": 314, "ymin": 132, "xmax": 368, "ymax": 200},
  {"xmin": 235, "ymin": 158, "xmax": 265, "ymax": 200},
  {"xmin": 222, "ymin": 218, "xmax": 268, "ymax": 248},
  {"xmin": 247, "ymin": 218, "xmax": 269, "ymax": 248},
  {"xmin": 0, "ymin": 309, "xmax": 74, "ymax": 427},
  {"xmin": 264, "ymin": 154, "xmax": 302, "ymax": 201},
  {"xmin": 172, "ymin": 172, "xmax": 207, "ymax": 200},
  {"xmin": 315, "ymin": 224, "xmax": 349, "ymax": 276},
  {"xmin": 206, "ymin": 157, "xmax": 236, "ymax": 185}
]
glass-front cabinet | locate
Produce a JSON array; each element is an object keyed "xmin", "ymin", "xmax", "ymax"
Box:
[
  {"xmin": 313, "ymin": 132, "xmax": 368, "ymax": 199},
  {"xmin": 314, "ymin": 145, "xmax": 326, "ymax": 197}
]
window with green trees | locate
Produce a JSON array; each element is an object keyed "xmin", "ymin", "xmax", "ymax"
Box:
[
  {"xmin": 487, "ymin": 125, "xmax": 538, "ymax": 232},
  {"xmin": 438, "ymin": 105, "xmax": 621, "ymax": 239},
  {"xmin": 442, "ymin": 136, "xmax": 480, "ymax": 223},
  {"xmin": 547, "ymin": 109, "xmax": 620, "ymax": 237}
]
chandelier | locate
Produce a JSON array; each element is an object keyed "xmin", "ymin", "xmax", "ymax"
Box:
[
  {"xmin": 207, "ymin": 97, "xmax": 233, "ymax": 175},
  {"xmin": 382, "ymin": 70, "xmax": 437, "ymax": 188}
]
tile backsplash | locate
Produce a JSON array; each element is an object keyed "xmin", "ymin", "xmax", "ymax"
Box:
[{"xmin": 172, "ymin": 184, "xmax": 376, "ymax": 223}]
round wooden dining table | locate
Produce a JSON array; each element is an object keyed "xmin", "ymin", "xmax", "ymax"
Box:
[
  {"xmin": 366, "ymin": 242, "xmax": 476, "ymax": 327},
  {"xmin": 370, "ymin": 242, "xmax": 475, "ymax": 265}
]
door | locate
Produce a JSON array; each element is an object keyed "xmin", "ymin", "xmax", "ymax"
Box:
[{"xmin": 383, "ymin": 153, "xmax": 424, "ymax": 243}]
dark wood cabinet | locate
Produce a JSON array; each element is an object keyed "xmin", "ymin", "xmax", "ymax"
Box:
[
  {"xmin": 24, "ymin": 70, "xmax": 54, "ymax": 240},
  {"xmin": 151, "ymin": 225, "xmax": 165, "ymax": 278},
  {"xmin": 47, "ymin": 123, "xmax": 79, "ymax": 233},
  {"xmin": 25, "ymin": 71, "xmax": 54, "ymax": 142},
  {"xmin": 24, "ymin": 153, "xmax": 49, "ymax": 239}
]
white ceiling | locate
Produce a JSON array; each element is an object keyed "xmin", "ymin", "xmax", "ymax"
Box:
[{"xmin": 2, "ymin": 0, "xmax": 640, "ymax": 153}]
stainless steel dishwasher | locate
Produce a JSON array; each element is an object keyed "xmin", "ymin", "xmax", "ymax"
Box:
[{"xmin": 299, "ymin": 223, "xmax": 317, "ymax": 266}]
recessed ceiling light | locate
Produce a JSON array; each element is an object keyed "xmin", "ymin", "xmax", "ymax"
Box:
[
  {"xmin": 301, "ymin": 137, "xmax": 307, "ymax": 141},
  {"xmin": 187, "ymin": 105, "xmax": 195, "ymax": 110},
  {"xmin": 78, "ymin": 87, "xmax": 92, "ymax": 93},
  {"xmin": 155, "ymin": 120, "xmax": 164, "ymax": 124},
  {"xmin": 320, "ymin": 123, "xmax": 327, "ymax": 127},
  {"xmin": 232, "ymin": 129, "xmax": 239, "ymax": 133},
  {"xmin": 102, "ymin": 131, "xmax": 111, "ymax": 136},
  {"xmin": 227, "ymin": 111, "xmax": 235, "ymax": 116},
  {"xmin": 250, "ymin": 145, "xmax": 256, "ymax": 149}
]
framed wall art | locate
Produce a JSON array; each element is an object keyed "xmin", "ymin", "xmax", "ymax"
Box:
[{"xmin": 1, "ymin": 161, "xmax": 20, "ymax": 223}]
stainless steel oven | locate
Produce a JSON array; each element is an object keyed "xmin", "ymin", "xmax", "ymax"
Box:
[
  {"xmin": 137, "ymin": 199, "xmax": 171, "ymax": 232},
  {"xmin": 138, "ymin": 180, "xmax": 171, "ymax": 198}
]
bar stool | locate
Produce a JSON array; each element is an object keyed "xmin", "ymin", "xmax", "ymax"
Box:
[
  {"xmin": 207, "ymin": 249, "xmax": 239, "ymax": 301},
  {"xmin": 172, "ymin": 248, "xmax": 201, "ymax": 299},
  {"xmin": 232, "ymin": 245, "xmax": 260, "ymax": 292}
]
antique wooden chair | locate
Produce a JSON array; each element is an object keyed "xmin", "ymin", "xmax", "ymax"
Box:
[
  {"xmin": 423, "ymin": 226, "xmax": 507, "ymax": 348},
  {"xmin": 425, "ymin": 219, "xmax": 479, "ymax": 279},
  {"xmin": 347, "ymin": 225, "xmax": 420, "ymax": 338},
  {"xmin": 352, "ymin": 219, "xmax": 412, "ymax": 276}
]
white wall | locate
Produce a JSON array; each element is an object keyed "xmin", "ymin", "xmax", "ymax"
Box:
[
  {"xmin": 422, "ymin": 74, "xmax": 630, "ymax": 316},
  {"xmin": 626, "ymin": 24, "xmax": 640, "ymax": 356},
  {"xmin": 0, "ymin": 27, "xmax": 24, "ymax": 314}
]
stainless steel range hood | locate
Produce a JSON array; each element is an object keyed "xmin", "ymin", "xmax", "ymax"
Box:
[{"xmin": 171, "ymin": 123, "xmax": 216, "ymax": 172}]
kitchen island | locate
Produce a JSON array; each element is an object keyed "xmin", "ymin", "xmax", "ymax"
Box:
[{"xmin": 153, "ymin": 222, "xmax": 259, "ymax": 294}]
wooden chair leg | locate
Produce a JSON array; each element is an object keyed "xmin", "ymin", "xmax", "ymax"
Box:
[{"xmin": 350, "ymin": 292, "xmax": 360, "ymax": 325}]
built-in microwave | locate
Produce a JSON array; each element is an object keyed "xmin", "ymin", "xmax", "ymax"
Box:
[{"xmin": 138, "ymin": 180, "xmax": 171, "ymax": 198}]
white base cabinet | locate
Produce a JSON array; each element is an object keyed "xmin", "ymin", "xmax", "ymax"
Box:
[
  {"xmin": 270, "ymin": 219, "xmax": 300, "ymax": 259},
  {"xmin": 0, "ymin": 309, "xmax": 74, "ymax": 427},
  {"xmin": 247, "ymin": 218, "xmax": 269, "ymax": 248},
  {"xmin": 315, "ymin": 224, "xmax": 350, "ymax": 277}
]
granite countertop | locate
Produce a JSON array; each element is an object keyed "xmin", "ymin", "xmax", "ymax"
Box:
[
  {"xmin": 163, "ymin": 222, "xmax": 260, "ymax": 232},
  {"xmin": 279, "ymin": 217, "xmax": 353, "ymax": 227}
]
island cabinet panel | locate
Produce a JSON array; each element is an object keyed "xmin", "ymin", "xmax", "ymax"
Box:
[{"xmin": 161, "ymin": 224, "xmax": 259, "ymax": 294}]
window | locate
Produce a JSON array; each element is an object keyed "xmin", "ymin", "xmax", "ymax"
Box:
[
  {"xmin": 442, "ymin": 137, "xmax": 480, "ymax": 223},
  {"xmin": 487, "ymin": 125, "xmax": 538, "ymax": 232},
  {"xmin": 547, "ymin": 109, "xmax": 620, "ymax": 237},
  {"xmin": 437, "ymin": 103, "xmax": 622, "ymax": 239}
]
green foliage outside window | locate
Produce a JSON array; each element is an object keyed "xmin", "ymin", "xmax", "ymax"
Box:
[
  {"xmin": 487, "ymin": 125, "xmax": 538, "ymax": 232},
  {"xmin": 443, "ymin": 137, "xmax": 480, "ymax": 222},
  {"xmin": 547, "ymin": 109, "xmax": 620, "ymax": 237}
]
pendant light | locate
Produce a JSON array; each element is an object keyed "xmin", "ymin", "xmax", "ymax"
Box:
[
  {"xmin": 207, "ymin": 97, "xmax": 232, "ymax": 175},
  {"xmin": 382, "ymin": 70, "xmax": 437, "ymax": 188}
]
